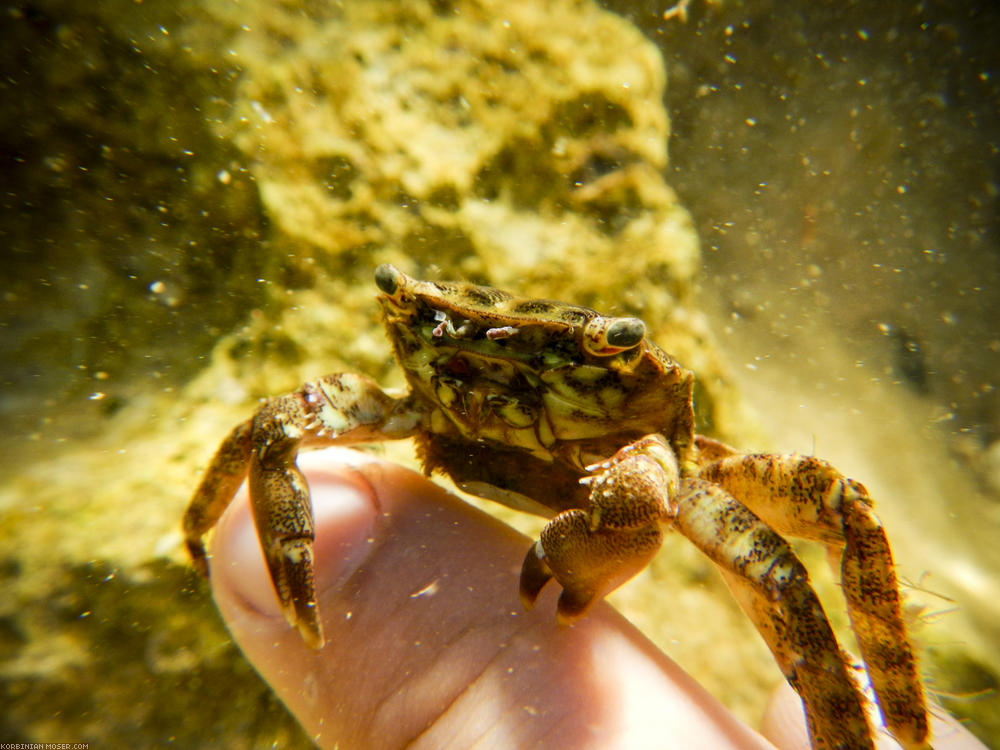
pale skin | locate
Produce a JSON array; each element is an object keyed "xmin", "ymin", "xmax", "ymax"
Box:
[{"xmin": 208, "ymin": 449, "xmax": 986, "ymax": 750}]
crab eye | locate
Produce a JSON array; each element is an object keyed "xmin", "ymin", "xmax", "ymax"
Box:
[
  {"xmin": 582, "ymin": 316, "xmax": 646, "ymax": 355},
  {"xmin": 606, "ymin": 318, "xmax": 645, "ymax": 349},
  {"xmin": 374, "ymin": 264, "xmax": 403, "ymax": 295}
]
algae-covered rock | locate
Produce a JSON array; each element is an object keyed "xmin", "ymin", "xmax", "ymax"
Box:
[
  {"xmin": 1, "ymin": 0, "xmax": 753, "ymax": 746},
  {"xmin": 206, "ymin": 0, "xmax": 715, "ymax": 365}
]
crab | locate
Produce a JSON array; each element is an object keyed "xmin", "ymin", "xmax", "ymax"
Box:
[{"xmin": 184, "ymin": 264, "xmax": 930, "ymax": 750}]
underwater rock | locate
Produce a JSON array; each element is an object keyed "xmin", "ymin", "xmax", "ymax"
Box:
[{"xmin": 3, "ymin": 0, "xmax": 749, "ymax": 746}]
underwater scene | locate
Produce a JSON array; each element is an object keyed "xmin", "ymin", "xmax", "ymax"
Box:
[{"xmin": 2, "ymin": 0, "xmax": 998, "ymax": 747}]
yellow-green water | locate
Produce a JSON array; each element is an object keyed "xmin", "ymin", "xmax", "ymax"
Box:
[{"xmin": 2, "ymin": 0, "xmax": 997, "ymax": 746}]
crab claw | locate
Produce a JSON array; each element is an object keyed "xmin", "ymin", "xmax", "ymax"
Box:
[
  {"xmin": 519, "ymin": 540, "xmax": 554, "ymax": 611},
  {"xmin": 249, "ymin": 449, "xmax": 326, "ymax": 649},
  {"xmin": 519, "ymin": 533, "xmax": 605, "ymax": 626}
]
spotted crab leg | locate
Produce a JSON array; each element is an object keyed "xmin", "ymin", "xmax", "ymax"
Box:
[
  {"xmin": 699, "ymin": 454, "xmax": 930, "ymax": 750},
  {"xmin": 677, "ymin": 476, "xmax": 875, "ymax": 750},
  {"xmin": 520, "ymin": 435, "xmax": 885, "ymax": 750},
  {"xmin": 184, "ymin": 373, "xmax": 419, "ymax": 648}
]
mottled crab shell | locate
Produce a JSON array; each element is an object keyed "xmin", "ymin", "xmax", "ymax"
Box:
[{"xmin": 372, "ymin": 264, "xmax": 696, "ymax": 475}]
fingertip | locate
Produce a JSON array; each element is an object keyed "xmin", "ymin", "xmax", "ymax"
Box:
[{"xmin": 205, "ymin": 449, "xmax": 778, "ymax": 749}]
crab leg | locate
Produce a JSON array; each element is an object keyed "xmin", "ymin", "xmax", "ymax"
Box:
[
  {"xmin": 184, "ymin": 372, "xmax": 418, "ymax": 648},
  {"xmin": 699, "ymin": 454, "xmax": 929, "ymax": 749},
  {"xmin": 184, "ymin": 418, "xmax": 254, "ymax": 577},
  {"xmin": 676, "ymin": 477, "xmax": 874, "ymax": 750},
  {"xmin": 520, "ymin": 435, "xmax": 882, "ymax": 749}
]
